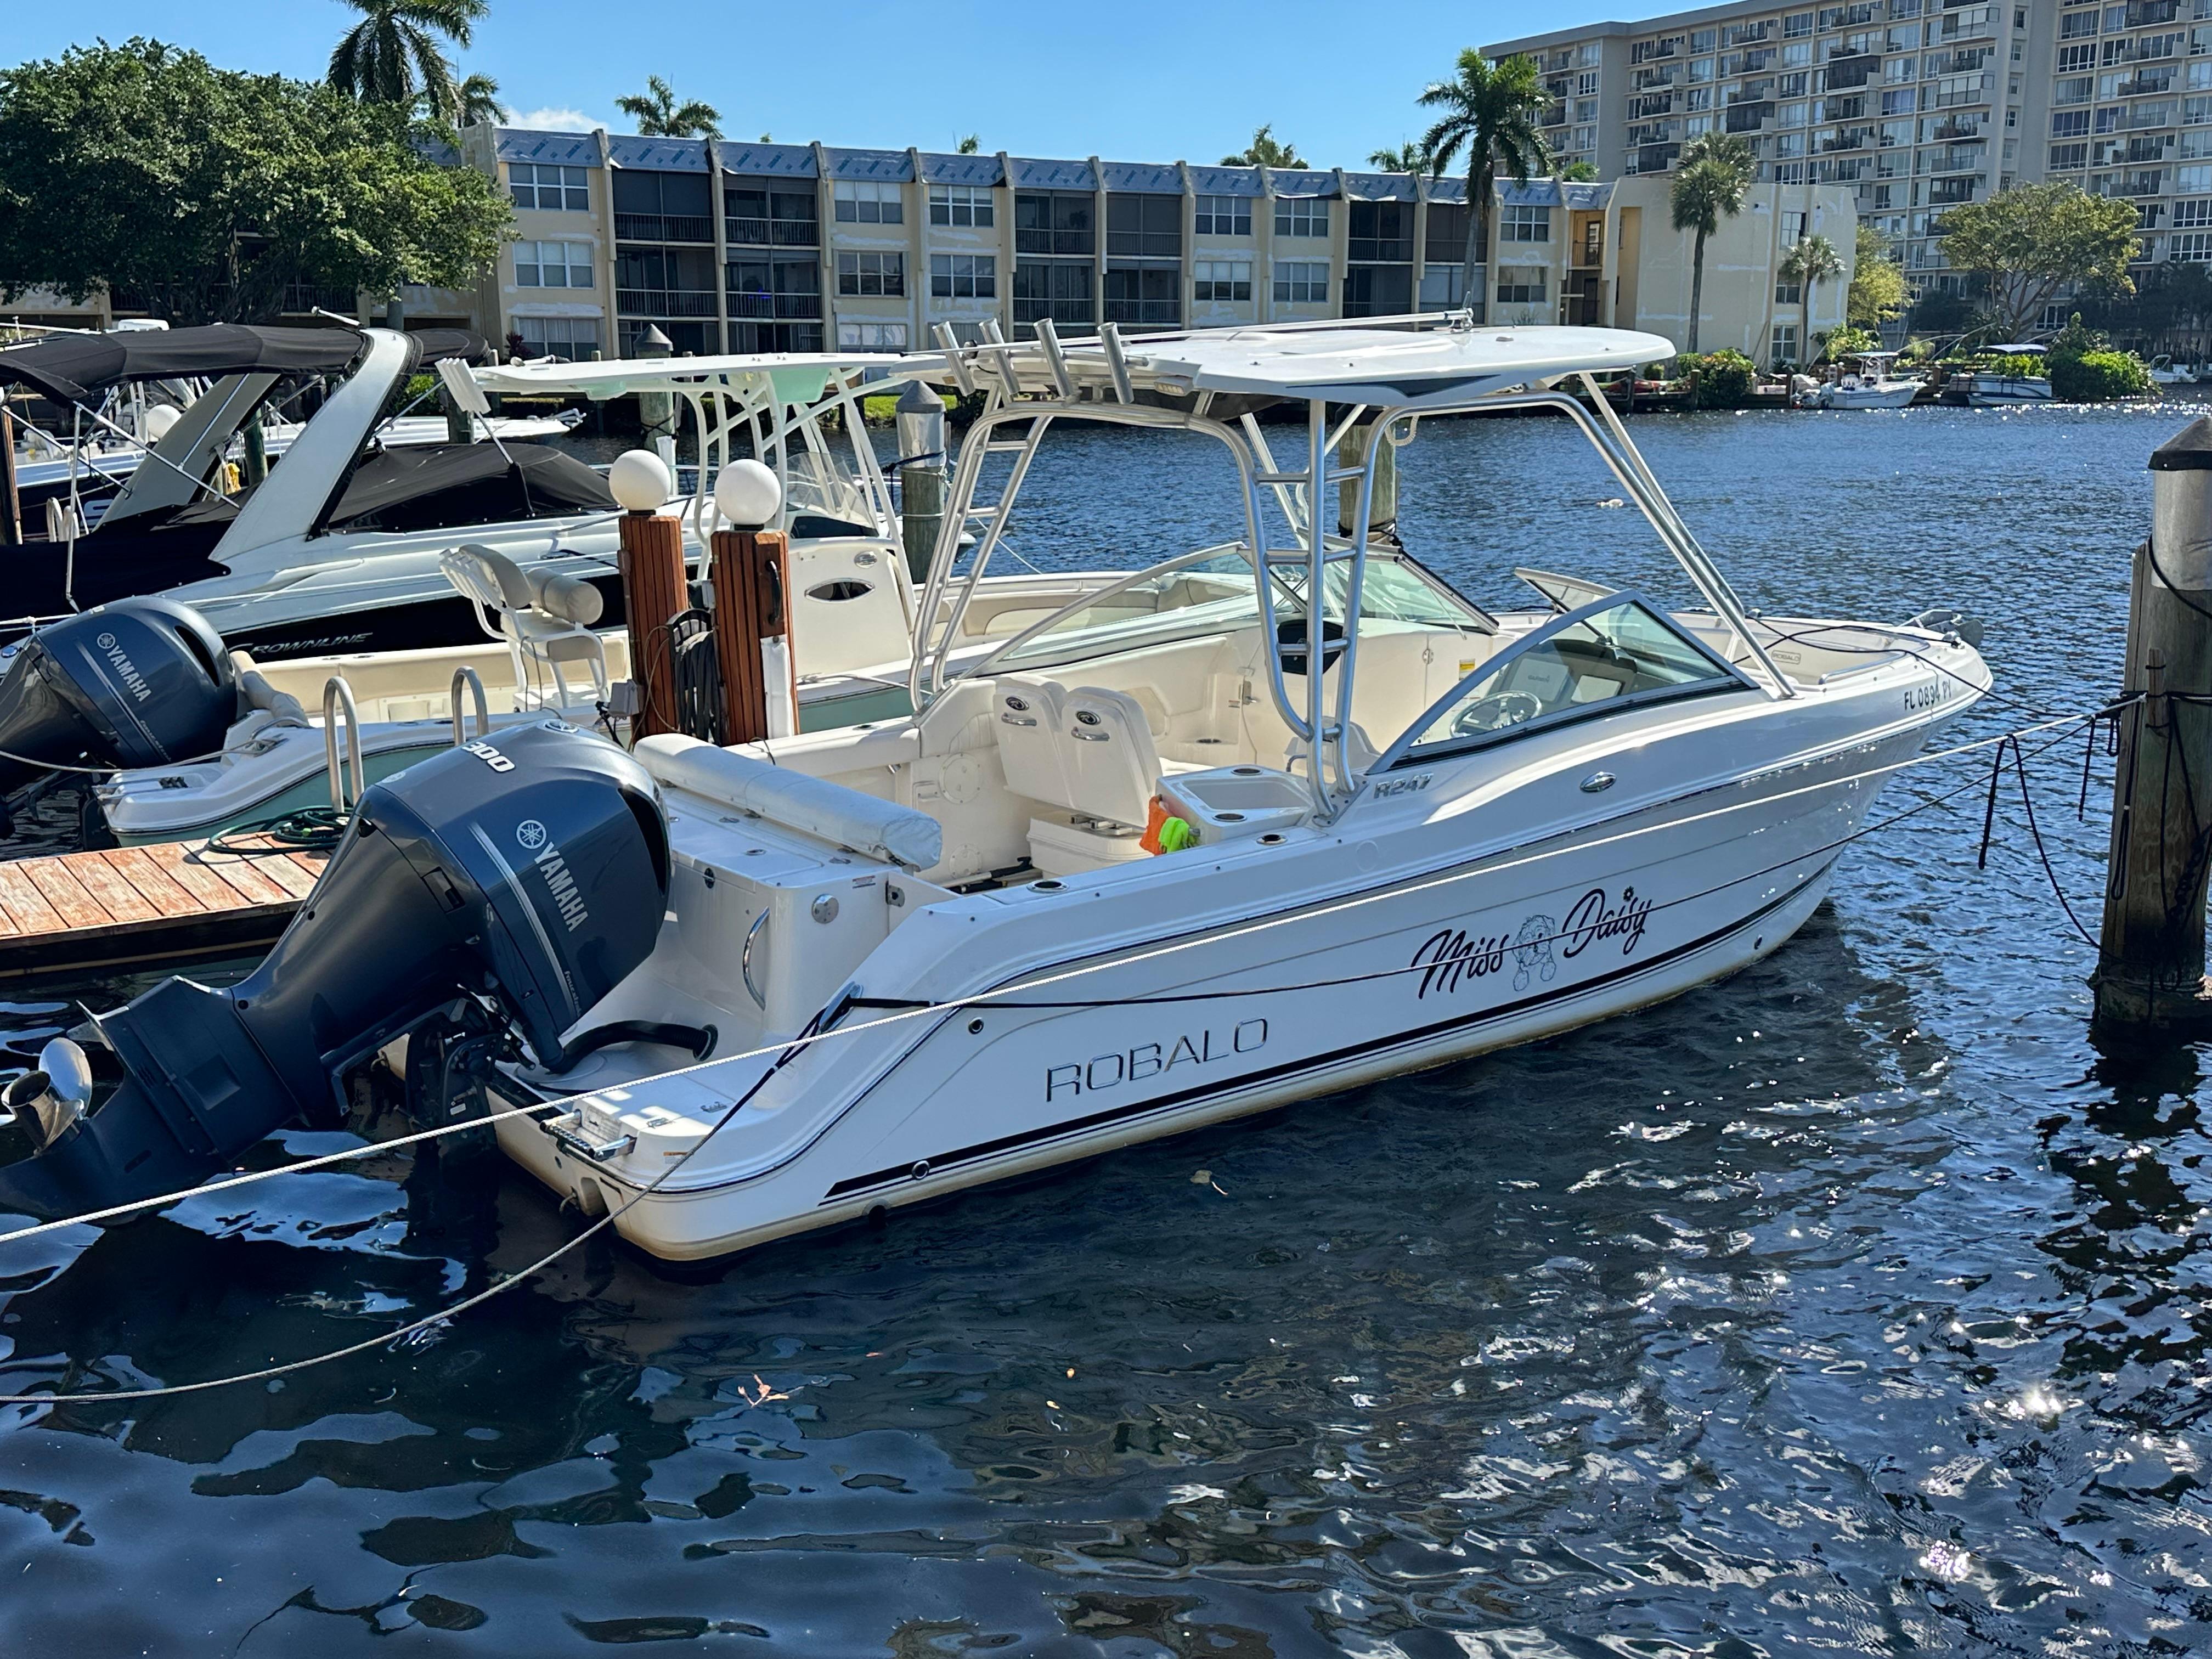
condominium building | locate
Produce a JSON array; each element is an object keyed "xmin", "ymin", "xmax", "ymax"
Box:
[
  {"xmin": 1491, "ymin": 0, "xmax": 2056, "ymax": 286},
  {"xmin": 383, "ymin": 127, "xmax": 1845, "ymax": 369}
]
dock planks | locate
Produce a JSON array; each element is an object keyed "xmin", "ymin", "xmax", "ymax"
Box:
[{"xmin": 0, "ymin": 834, "xmax": 326, "ymax": 978}]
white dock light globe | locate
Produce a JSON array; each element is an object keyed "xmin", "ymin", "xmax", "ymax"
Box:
[
  {"xmin": 608, "ymin": 448, "xmax": 674, "ymax": 513},
  {"xmin": 715, "ymin": 459, "xmax": 782, "ymax": 529}
]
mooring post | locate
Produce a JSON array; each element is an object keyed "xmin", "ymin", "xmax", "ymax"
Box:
[
  {"xmin": 708, "ymin": 460, "xmax": 793, "ymax": 744},
  {"xmin": 2093, "ymin": 416, "xmax": 2212, "ymax": 1030},
  {"xmin": 608, "ymin": 450, "xmax": 686, "ymax": 742},
  {"xmin": 895, "ymin": 380, "xmax": 945, "ymax": 584},
  {"xmin": 1336, "ymin": 415, "xmax": 1398, "ymax": 545},
  {"xmin": 0, "ymin": 404, "xmax": 21, "ymax": 549}
]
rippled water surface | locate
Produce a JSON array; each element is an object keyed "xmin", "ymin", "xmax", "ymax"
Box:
[{"xmin": 3, "ymin": 404, "xmax": 2209, "ymax": 1656}]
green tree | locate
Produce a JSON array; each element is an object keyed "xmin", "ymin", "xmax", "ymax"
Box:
[
  {"xmin": 1222, "ymin": 124, "xmax": 1306, "ymax": 168},
  {"xmin": 1668, "ymin": 132, "xmax": 1756, "ymax": 353},
  {"xmin": 1938, "ymin": 181, "xmax": 2140, "ymax": 340},
  {"xmin": 956, "ymin": 134, "xmax": 979, "ymax": 154},
  {"xmin": 1558, "ymin": 159, "xmax": 1600, "ymax": 181},
  {"xmin": 617, "ymin": 75, "xmax": 721, "ymax": 139},
  {"xmin": 1368, "ymin": 139, "xmax": 1431, "ymax": 172},
  {"xmin": 0, "ymin": 40, "xmax": 512, "ymax": 325},
  {"xmin": 455, "ymin": 71, "xmax": 503, "ymax": 127},
  {"xmin": 1418, "ymin": 49, "xmax": 1553, "ymax": 320},
  {"xmin": 326, "ymin": 0, "xmax": 485, "ymax": 125},
  {"xmin": 1847, "ymin": 223, "xmax": 1908, "ymax": 329},
  {"xmin": 1779, "ymin": 232, "xmax": 1843, "ymax": 364}
]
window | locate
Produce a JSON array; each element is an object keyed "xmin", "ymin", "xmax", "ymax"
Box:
[
  {"xmin": 725, "ymin": 185, "xmax": 819, "ymax": 247},
  {"xmin": 1419, "ymin": 265, "xmax": 1466, "ymax": 308},
  {"xmin": 1776, "ymin": 276, "xmax": 1804, "ymax": 304},
  {"xmin": 2051, "ymin": 140, "xmax": 2091, "ymax": 165},
  {"xmin": 2173, "ymin": 229, "xmax": 2212, "ymax": 256},
  {"xmin": 514, "ymin": 317, "xmax": 598, "ymax": 360},
  {"xmin": 515, "ymin": 240, "xmax": 593, "ymax": 288},
  {"xmin": 1785, "ymin": 40, "xmax": 1814, "ymax": 64},
  {"xmin": 1772, "ymin": 321, "xmax": 1801, "ymax": 360},
  {"xmin": 833, "ymin": 179, "xmax": 904, "ymax": 224},
  {"xmin": 1391, "ymin": 597, "xmax": 1740, "ymax": 766},
  {"xmin": 1195, "ymin": 194, "xmax": 1253, "ymax": 235},
  {"xmin": 1193, "ymin": 259, "xmax": 1252, "ymax": 301},
  {"xmin": 1787, "ymin": 9, "xmax": 1816, "ymax": 33},
  {"xmin": 1578, "ymin": 70, "xmax": 1601, "ymax": 94},
  {"xmin": 1496, "ymin": 265, "xmax": 1548, "ymax": 303},
  {"xmin": 1347, "ymin": 200, "xmax": 1412, "ymax": 261},
  {"xmin": 510, "ymin": 162, "xmax": 590, "ymax": 212},
  {"xmin": 1107, "ymin": 194, "xmax": 1182, "ymax": 258},
  {"xmin": 1273, "ymin": 259, "xmax": 1330, "ymax": 303},
  {"xmin": 837, "ymin": 320, "xmax": 910, "ymax": 349},
  {"xmin": 1501, "ymin": 203, "xmax": 1552, "ymax": 241},
  {"xmin": 1015, "ymin": 191, "xmax": 1094, "ymax": 255},
  {"xmin": 1274, "ymin": 196, "xmax": 1330, "ymax": 237},
  {"xmin": 1883, "ymin": 86, "xmax": 1919, "ymax": 112},
  {"xmin": 2176, "ymin": 196, "xmax": 2212, "ymax": 224},
  {"xmin": 929, "ymin": 252, "xmax": 996, "ymax": 298},
  {"xmin": 1426, "ymin": 202, "xmax": 1475, "ymax": 264},
  {"xmin": 928, "ymin": 184, "xmax": 994, "ymax": 227},
  {"xmin": 2053, "ymin": 108, "xmax": 2092, "ymax": 134},
  {"xmin": 725, "ymin": 255, "xmax": 821, "ymax": 320},
  {"xmin": 836, "ymin": 251, "xmax": 905, "ymax": 296},
  {"xmin": 612, "ymin": 169, "xmax": 713, "ymax": 242}
]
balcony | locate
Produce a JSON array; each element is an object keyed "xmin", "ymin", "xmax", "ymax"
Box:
[
  {"xmin": 1928, "ymin": 117, "xmax": 1983, "ymax": 140},
  {"xmin": 1725, "ymin": 100, "xmax": 1775, "ymax": 131},
  {"xmin": 1825, "ymin": 50, "xmax": 1881, "ymax": 86},
  {"xmin": 2117, "ymin": 69, "xmax": 2179, "ymax": 95},
  {"xmin": 614, "ymin": 213, "xmax": 713, "ymax": 244},
  {"xmin": 2125, "ymin": 169, "xmax": 2169, "ymax": 195},
  {"xmin": 2128, "ymin": 0, "xmax": 2181, "ymax": 22},
  {"xmin": 1630, "ymin": 94, "xmax": 1677, "ymax": 117},
  {"xmin": 1929, "ymin": 74, "xmax": 1993, "ymax": 106},
  {"xmin": 1637, "ymin": 142, "xmax": 1682, "ymax": 172},
  {"xmin": 1927, "ymin": 144, "xmax": 1987, "ymax": 171},
  {"xmin": 726, "ymin": 291, "xmax": 823, "ymax": 320},
  {"xmin": 1543, "ymin": 101, "xmax": 1570, "ymax": 126},
  {"xmin": 724, "ymin": 216, "xmax": 819, "ymax": 249},
  {"xmin": 1926, "ymin": 177, "xmax": 1980, "ymax": 204},
  {"xmin": 1822, "ymin": 128, "xmax": 1875, "ymax": 150},
  {"xmin": 616, "ymin": 287, "xmax": 718, "ymax": 317}
]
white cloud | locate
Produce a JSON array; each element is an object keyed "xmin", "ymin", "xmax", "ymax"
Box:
[{"xmin": 508, "ymin": 106, "xmax": 602, "ymax": 133}]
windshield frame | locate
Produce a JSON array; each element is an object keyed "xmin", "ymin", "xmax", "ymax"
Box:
[{"xmin": 1372, "ymin": 588, "xmax": 1757, "ymax": 774}]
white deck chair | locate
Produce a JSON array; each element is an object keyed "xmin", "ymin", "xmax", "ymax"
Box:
[{"xmin": 441, "ymin": 544, "xmax": 611, "ymax": 711}]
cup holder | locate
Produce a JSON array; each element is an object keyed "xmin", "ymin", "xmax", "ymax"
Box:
[{"xmin": 1218, "ymin": 811, "xmax": 1246, "ymax": 822}]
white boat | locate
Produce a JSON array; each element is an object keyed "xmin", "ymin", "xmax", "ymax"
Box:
[
  {"xmin": 0, "ymin": 319, "xmax": 1993, "ymax": 1261},
  {"xmin": 0, "ymin": 326, "xmax": 917, "ymax": 659},
  {"xmin": 1968, "ymin": 343, "xmax": 2053, "ymax": 406},
  {"xmin": 2149, "ymin": 356, "xmax": 2197, "ymax": 388},
  {"xmin": 1813, "ymin": 352, "xmax": 1922, "ymax": 409}
]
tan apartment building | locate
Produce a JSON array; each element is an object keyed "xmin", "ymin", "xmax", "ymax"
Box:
[
  {"xmin": 1491, "ymin": 0, "xmax": 2056, "ymax": 289},
  {"xmin": 413, "ymin": 127, "xmax": 1847, "ymax": 369}
]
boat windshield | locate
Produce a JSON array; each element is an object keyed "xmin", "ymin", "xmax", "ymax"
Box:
[
  {"xmin": 977, "ymin": 547, "xmax": 1491, "ymax": 680},
  {"xmin": 1385, "ymin": 594, "xmax": 1745, "ymax": 768}
]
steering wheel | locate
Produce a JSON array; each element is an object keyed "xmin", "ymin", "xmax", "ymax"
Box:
[{"xmin": 1452, "ymin": 690, "xmax": 1545, "ymax": 736}]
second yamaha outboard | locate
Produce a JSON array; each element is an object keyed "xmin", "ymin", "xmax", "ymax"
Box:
[
  {"xmin": 0, "ymin": 719, "xmax": 669, "ymax": 1222},
  {"xmin": 0, "ymin": 598, "xmax": 237, "ymax": 795}
]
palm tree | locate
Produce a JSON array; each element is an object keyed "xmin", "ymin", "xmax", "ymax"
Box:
[
  {"xmin": 456, "ymin": 71, "xmax": 504, "ymax": 128},
  {"xmin": 1779, "ymin": 233, "xmax": 1844, "ymax": 367},
  {"xmin": 327, "ymin": 0, "xmax": 486, "ymax": 124},
  {"xmin": 957, "ymin": 134, "xmax": 980, "ymax": 155},
  {"xmin": 1368, "ymin": 140, "xmax": 1431, "ymax": 173},
  {"xmin": 1418, "ymin": 49, "xmax": 1553, "ymax": 322},
  {"xmin": 617, "ymin": 76, "xmax": 723, "ymax": 139},
  {"xmin": 1222, "ymin": 125, "xmax": 1307, "ymax": 169},
  {"xmin": 1668, "ymin": 132, "xmax": 1756, "ymax": 353}
]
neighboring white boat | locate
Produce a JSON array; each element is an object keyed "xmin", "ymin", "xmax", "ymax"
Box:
[
  {"xmin": 1813, "ymin": 352, "xmax": 1922, "ymax": 409},
  {"xmin": 0, "ymin": 318, "xmax": 1994, "ymax": 1259},
  {"xmin": 1968, "ymin": 342, "xmax": 2053, "ymax": 406},
  {"xmin": 2148, "ymin": 356, "xmax": 2198, "ymax": 388}
]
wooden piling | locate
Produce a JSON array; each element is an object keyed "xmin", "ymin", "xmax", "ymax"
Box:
[
  {"xmin": 0, "ymin": 403, "xmax": 21, "ymax": 549},
  {"xmin": 709, "ymin": 527, "xmax": 791, "ymax": 744},
  {"xmin": 2093, "ymin": 416, "xmax": 2212, "ymax": 1030},
  {"xmin": 617, "ymin": 508, "xmax": 687, "ymax": 740}
]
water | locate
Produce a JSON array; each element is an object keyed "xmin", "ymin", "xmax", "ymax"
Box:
[{"xmin": 4, "ymin": 405, "xmax": 2209, "ymax": 1655}]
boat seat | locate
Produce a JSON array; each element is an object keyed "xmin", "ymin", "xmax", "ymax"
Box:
[
  {"xmin": 442, "ymin": 543, "xmax": 610, "ymax": 711},
  {"xmin": 991, "ymin": 674, "xmax": 1077, "ymax": 810},
  {"xmin": 635, "ymin": 734, "xmax": 943, "ymax": 870},
  {"xmin": 1064, "ymin": 685, "xmax": 1205, "ymax": 829}
]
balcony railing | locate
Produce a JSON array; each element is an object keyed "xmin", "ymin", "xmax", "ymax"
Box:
[
  {"xmin": 614, "ymin": 213, "xmax": 713, "ymax": 244},
  {"xmin": 616, "ymin": 287, "xmax": 718, "ymax": 317},
  {"xmin": 2117, "ymin": 69, "xmax": 2179, "ymax": 94},
  {"xmin": 726, "ymin": 292, "xmax": 823, "ymax": 320},
  {"xmin": 724, "ymin": 216, "xmax": 819, "ymax": 249}
]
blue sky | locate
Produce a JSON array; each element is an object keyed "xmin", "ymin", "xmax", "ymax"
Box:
[{"xmin": 10, "ymin": 2, "xmax": 1602, "ymax": 168}]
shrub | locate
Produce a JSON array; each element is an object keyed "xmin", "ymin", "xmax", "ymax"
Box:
[
  {"xmin": 2048, "ymin": 349, "xmax": 2149, "ymax": 401},
  {"xmin": 1980, "ymin": 352, "xmax": 2045, "ymax": 380},
  {"xmin": 1681, "ymin": 349, "xmax": 1757, "ymax": 408}
]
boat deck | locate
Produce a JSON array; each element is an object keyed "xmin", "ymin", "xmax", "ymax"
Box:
[{"xmin": 0, "ymin": 835, "xmax": 324, "ymax": 978}]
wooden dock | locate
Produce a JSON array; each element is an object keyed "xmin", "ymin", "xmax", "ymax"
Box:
[{"xmin": 0, "ymin": 835, "xmax": 325, "ymax": 979}]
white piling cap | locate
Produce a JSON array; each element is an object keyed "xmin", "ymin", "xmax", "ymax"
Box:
[
  {"xmin": 608, "ymin": 448, "xmax": 674, "ymax": 512},
  {"xmin": 714, "ymin": 459, "xmax": 782, "ymax": 529}
]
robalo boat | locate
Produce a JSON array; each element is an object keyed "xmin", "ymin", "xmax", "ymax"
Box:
[{"xmin": 0, "ymin": 319, "xmax": 1991, "ymax": 1261}]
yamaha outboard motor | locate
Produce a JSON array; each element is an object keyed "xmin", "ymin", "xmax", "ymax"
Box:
[
  {"xmin": 0, "ymin": 720, "xmax": 669, "ymax": 1222},
  {"xmin": 0, "ymin": 597, "xmax": 236, "ymax": 795}
]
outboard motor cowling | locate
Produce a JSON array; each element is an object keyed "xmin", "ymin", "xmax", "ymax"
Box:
[
  {"xmin": 0, "ymin": 598, "xmax": 236, "ymax": 795},
  {"xmin": 0, "ymin": 720, "xmax": 669, "ymax": 1222}
]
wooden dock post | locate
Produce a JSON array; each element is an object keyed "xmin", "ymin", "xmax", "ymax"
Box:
[
  {"xmin": 1, "ymin": 403, "xmax": 21, "ymax": 549},
  {"xmin": 2093, "ymin": 416, "xmax": 2212, "ymax": 1030},
  {"xmin": 895, "ymin": 380, "xmax": 945, "ymax": 584},
  {"xmin": 609, "ymin": 450, "xmax": 687, "ymax": 741}
]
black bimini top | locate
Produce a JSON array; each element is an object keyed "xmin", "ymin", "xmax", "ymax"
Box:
[
  {"xmin": 321, "ymin": 441, "xmax": 617, "ymax": 534},
  {"xmin": 0, "ymin": 324, "xmax": 483, "ymax": 406}
]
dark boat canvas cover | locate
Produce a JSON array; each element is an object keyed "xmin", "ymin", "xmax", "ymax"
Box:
[
  {"xmin": 319, "ymin": 441, "xmax": 617, "ymax": 534},
  {"xmin": 0, "ymin": 324, "xmax": 483, "ymax": 405}
]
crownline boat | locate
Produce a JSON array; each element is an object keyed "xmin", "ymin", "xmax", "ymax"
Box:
[
  {"xmin": 0, "ymin": 318, "xmax": 1992, "ymax": 1260},
  {"xmin": 0, "ymin": 327, "xmax": 932, "ymax": 660},
  {"xmin": 1967, "ymin": 343, "xmax": 2053, "ymax": 407},
  {"xmin": 1811, "ymin": 351, "xmax": 1923, "ymax": 410}
]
